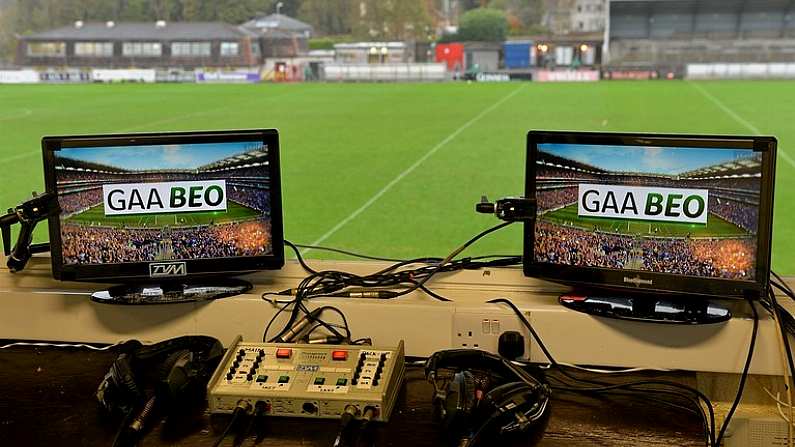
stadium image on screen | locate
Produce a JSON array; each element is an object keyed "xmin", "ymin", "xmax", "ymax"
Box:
[
  {"xmin": 534, "ymin": 143, "xmax": 762, "ymax": 281},
  {"xmin": 54, "ymin": 141, "xmax": 273, "ymax": 265}
]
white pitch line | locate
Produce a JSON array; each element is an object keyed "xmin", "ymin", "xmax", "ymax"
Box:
[
  {"xmin": 690, "ymin": 81, "xmax": 795, "ymax": 169},
  {"xmin": 303, "ymin": 84, "xmax": 528, "ymax": 253},
  {"xmin": 0, "ymin": 108, "xmax": 32, "ymax": 121}
]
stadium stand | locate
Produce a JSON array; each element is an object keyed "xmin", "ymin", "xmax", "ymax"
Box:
[{"xmin": 606, "ymin": 0, "xmax": 795, "ymax": 69}]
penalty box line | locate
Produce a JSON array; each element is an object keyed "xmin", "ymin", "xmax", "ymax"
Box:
[
  {"xmin": 302, "ymin": 84, "xmax": 528, "ymax": 255},
  {"xmin": 689, "ymin": 82, "xmax": 795, "ymax": 169}
]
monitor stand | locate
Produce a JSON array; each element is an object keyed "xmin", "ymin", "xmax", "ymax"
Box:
[
  {"xmin": 559, "ymin": 291, "xmax": 731, "ymax": 325},
  {"xmin": 90, "ymin": 278, "xmax": 253, "ymax": 305}
]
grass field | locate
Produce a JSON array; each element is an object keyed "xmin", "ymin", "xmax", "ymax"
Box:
[
  {"xmin": 65, "ymin": 201, "xmax": 260, "ymax": 228},
  {"xmin": 541, "ymin": 204, "xmax": 750, "ymax": 238},
  {"xmin": 0, "ymin": 81, "xmax": 793, "ymax": 274}
]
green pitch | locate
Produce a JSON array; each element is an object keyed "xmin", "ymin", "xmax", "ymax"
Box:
[
  {"xmin": 65, "ymin": 201, "xmax": 260, "ymax": 228},
  {"xmin": 541, "ymin": 204, "xmax": 750, "ymax": 238},
  {"xmin": 0, "ymin": 81, "xmax": 793, "ymax": 274}
]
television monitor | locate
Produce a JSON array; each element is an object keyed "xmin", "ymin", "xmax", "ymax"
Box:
[
  {"xmin": 525, "ymin": 131, "xmax": 776, "ymax": 301},
  {"xmin": 43, "ymin": 130, "xmax": 284, "ymax": 287}
]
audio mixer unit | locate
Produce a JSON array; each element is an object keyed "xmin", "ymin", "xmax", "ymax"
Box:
[{"xmin": 207, "ymin": 336, "xmax": 406, "ymax": 421}]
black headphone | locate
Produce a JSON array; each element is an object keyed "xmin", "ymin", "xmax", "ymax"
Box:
[
  {"xmin": 96, "ymin": 335, "xmax": 224, "ymax": 441},
  {"xmin": 425, "ymin": 349, "xmax": 551, "ymax": 447}
]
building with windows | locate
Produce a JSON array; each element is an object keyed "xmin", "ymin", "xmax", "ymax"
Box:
[
  {"xmin": 15, "ymin": 21, "xmax": 260, "ymax": 68},
  {"xmin": 606, "ymin": 0, "xmax": 795, "ymax": 67},
  {"xmin": 543, "ymin": 0, "xmax": 606, "ymax": 35},
  {"xmin": 241, "ymin": 13, "xmax": 313, "ymax": 58},
  {"xmin": 572, "ymin": 0, "xmax": 606, "ymax": 32}
]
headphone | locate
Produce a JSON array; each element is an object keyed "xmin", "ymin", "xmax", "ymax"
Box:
[
  {"xmin": 425, "ymin": 349, "xmax": 551, "ymax": 447},
  {"xmin": 96, "ymin": 335, "xmax": 224, "ymax": 439}
]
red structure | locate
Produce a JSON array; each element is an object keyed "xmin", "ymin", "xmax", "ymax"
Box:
[{"xmin": 435, "ymin": 43, "xmax": 464, "ymax": 71}]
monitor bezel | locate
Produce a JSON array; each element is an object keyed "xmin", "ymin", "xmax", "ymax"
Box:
[
  {"xmin": 524, "ymin": 130, "xmax": 776, "ymax": 299},
  {"xmin": 43, "ymin": 129, "xmax": 285, "ymax": 282}
]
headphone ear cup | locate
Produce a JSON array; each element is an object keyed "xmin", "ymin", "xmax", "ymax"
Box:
[
  {"xmin": 441, "ymin": 371, "xmax": 478, "ymax": 441},
  {"xmin": 477, "ymin": 381, "xmax": 551, "ymax": 444},
  {"xmin": 156, "ymin": 349, "xmax": 193, "ymax": 407},
  {"xmin": 97, "ymin": 353, "xmax": 143, "ymax": 415}
]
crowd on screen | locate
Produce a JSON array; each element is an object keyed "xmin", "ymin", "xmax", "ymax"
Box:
[
  {"xmin": 533, "ymin": 222, "xmax": 755, "ymax": 280},
  {"xmin": 537, "ymin": 187, "xmax": 578, "ymax": 211},
  {"xmin": 228, "ymin": 185, "xmax": 270, "ymax": 212},
  {"xmin": 709, "ymin": 197, "xmax": 758, "ymax": 232},
  {"xmin": 60, "ymin": 219, "xmax": 272, "ymax": 264},
  {"xmin": 58, "ymin": 188, "xmax": 103, "ymax": 214},
  {"xmin": 538, "ymin": 165, "xmax": 760, "ymax": 191}
]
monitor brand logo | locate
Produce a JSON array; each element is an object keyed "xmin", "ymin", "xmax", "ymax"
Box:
[
  {"xmin": 578, "ymin": 184, "xmax": 709, "ymax": 224},
  {"xmin": 624, "ymin": 276, "xmax": 653, "ymax": 286},
  {"xmin": 149, "ymin": 262, "xmax": 187, "ymax": 278},
  {"xmin": 102, "ymin": 180, "xmax": 227, "ymax": 216}
]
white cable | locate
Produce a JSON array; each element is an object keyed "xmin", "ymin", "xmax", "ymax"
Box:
[
  {"xmin": 0, "ymin": 341, "xmax": 126, "ymax": 350},
  {"xmin": 763, "ymin": 386, "xmax": 794, "ymax": 409},
  {"xmin": 557, "ymin": 362, "xmax": 674, "ymax": 374},
  {"xmin": 508, "ymin": 359, "xmax": 673, "ymax": 374}
]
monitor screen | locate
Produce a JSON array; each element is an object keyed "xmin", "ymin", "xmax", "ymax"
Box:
[
  {"xmin": 44, "ymin": 130, "xmax": 284, "ymax": 281},
  {"xmin": 525, "ymin": 132, "xmax": 776, "ymax": 298}
]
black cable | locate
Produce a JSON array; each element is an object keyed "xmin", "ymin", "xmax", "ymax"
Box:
[
  {"xmin": 714, "ymin": 297, "xmax": 759, "ymax": 447},
  {"xmin": 773, "ymin": 279, "xmax": 795, "ymax": 301},
  {"xmin": 110, "ymin": 409, "xmax": 136, "ymax": 447},
  {"xmin": 549, "ymin": 382, "xmax": 711, "ymax": 446},
  {"xmin": 266, "ymin": 226, "xmax": 518, "ymax": 346},
  {"xmin": 772, "ymin": 271, "xmax": 793, "ymax": 293},
  {"xmin": 392, "ymin": 221, "xmax": 514, "ymax": 298},
  {"xmin": 490, "ymin": 297, "xmax": 718, "ymax": 445},
  {"xmin": 768, "ymin": 286, "xmax": 795, "ymax": 427},
  {"xmin": 292, "ymin": 242, "xmax": 418, "ymax": 263},
  {"xmin": 284, "ymin": 240, "xmax": 318, "ymax": 274},
  {"xmin": 213, "ymin": 405, "xmax": 247, "ymax": 447},
  {"xmin": 262, "ymin": 298, "xmax": 294, "ymax": 342}
]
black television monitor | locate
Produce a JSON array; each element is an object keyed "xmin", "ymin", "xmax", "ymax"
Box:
[
  {"xmin": 525, "ymin": 131, "xmax": 776, "ymax": 301},
  {"xmin": 43, "ymin": 130, "xmax": 284, "ymax": 288}
]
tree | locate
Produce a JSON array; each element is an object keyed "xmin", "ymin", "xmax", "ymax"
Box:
[
  {"xmin": 455, "ymin": 7, "xmax": 506, "ymax": 41},
  {"xmin": 352, "ymin": 0, "xmax": 430, "ymax": 40},
  {"xmin": 299, "ymin": 0, "xmax": 353, "ymax": 36}
]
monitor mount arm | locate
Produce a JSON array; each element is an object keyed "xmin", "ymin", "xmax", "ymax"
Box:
[
  {"xmin": 475, "ymin": 196, "xmax": 536, "ymax": 222},
  {"xmin": 0, "ymin": 192, "xmax": 58, "ymax": 272}
]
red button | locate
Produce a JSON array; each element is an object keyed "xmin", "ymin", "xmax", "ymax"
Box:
[
  {"xmin": 332, "ymin": 350, "xmax": 348, "ymax": 361},
  {"xmin": 276, "ymin": 348, "xmax": 292, "ymax": 359}
]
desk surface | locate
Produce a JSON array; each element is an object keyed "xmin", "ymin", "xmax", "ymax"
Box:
[{"xmin": 0, "ymin": 345, "xmax": 705, "ymax": 446}]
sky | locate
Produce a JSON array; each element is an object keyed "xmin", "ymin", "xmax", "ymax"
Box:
[
  {"xmin": 57, "ymin": 141, "xmax": 263, "ymax": 171},
  {"xmin": 538, "ymin": 143, "xmax": 756, "ymax": 175}
]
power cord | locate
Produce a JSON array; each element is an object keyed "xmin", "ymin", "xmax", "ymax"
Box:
[
  {"xmin": 267, "ymin": 224, "xmax": 519, "ymax": 348},
  {"xmin": 213, "ymin": 401, "xmax": 252, "ymax": 447},
  {"xmin": 714, "ymin": 296, "xmax": 758, "ymax": 446},
  {"xmin": 487, "ymin": 297, "xmax": 733, "ymax": 447},
  {"xmin": 332, "ymin": 405, "xmax": 360, "ymax": 447}
]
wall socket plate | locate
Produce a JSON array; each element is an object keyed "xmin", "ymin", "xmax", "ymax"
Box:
[
  {"xmin": 724, "ymin": 416, "xmax": 789, "ymax": 447},
  {"xmin": 452, "ymin": 309, "xmax": 532, "ymax": 358}
]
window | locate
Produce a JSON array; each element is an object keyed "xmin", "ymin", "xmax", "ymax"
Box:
[
  {"xmin": 74, "ymin": 42, "xmax": 113, "ymax": 57},
  {"xmin": 220, "ymin": 42, "xmax": 240, "ymax": 56},
  {"xmin": 27, "ymin": 42, "xmax": 65, "ymax": 57},
  {"xmin": 172, "ymin": 42, "xmax": 212, "ymax": 57},
  {"xmin": 122, "ymin": 42, "xmax": 162, "ymax": 57}
]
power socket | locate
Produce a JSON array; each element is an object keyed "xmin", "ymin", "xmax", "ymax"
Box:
[
  {"xmin": 724, "ymin": 416, "xmax": 788, "ymax": 447},
  {"xmin": 452, "ymin": 309, "xmax": 531, "ymax": 358}
]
